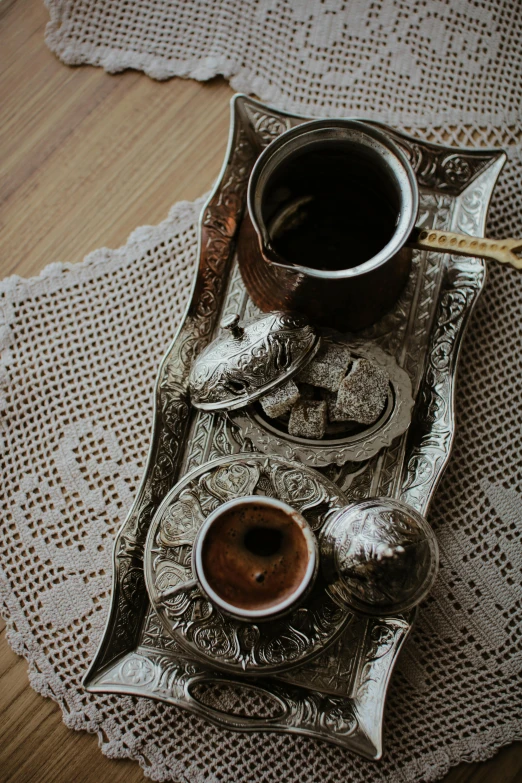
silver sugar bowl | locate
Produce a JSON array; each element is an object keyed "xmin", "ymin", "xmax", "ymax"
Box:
[{"xmin": 320, "ymin": 497, "xmax": 439, "ymax": 615}]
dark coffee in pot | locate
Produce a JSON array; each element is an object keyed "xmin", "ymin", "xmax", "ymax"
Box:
[
  {"xmin": 242, "ymin": 120, "xmax": 419, "ymax": 331},
  {"xmin": 264, "ymin": 145, "xmax": 400, "ymax": 271}
]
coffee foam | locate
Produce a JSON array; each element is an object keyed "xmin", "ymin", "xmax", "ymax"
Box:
[{"xmin": 200, "ymin": 502, "xmax": 310, "ymax": 611}]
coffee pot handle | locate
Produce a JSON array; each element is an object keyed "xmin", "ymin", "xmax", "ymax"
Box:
[{"xmin": 408, "ymin": 227, "xmax": 522, "ymax": 270}]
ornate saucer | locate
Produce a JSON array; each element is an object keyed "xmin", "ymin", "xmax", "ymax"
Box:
[{"xmin": 144, "ymin": 453, "xmax": 352, "ymax": 675}]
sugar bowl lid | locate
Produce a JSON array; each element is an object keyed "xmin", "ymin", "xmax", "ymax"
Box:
[
  {"xmin": 189, "ymin": 311, "xmax": 321, "ymax": 411},
  {"xmin": 320, "ymin": 497, "xmax": 439, "ymax": 615}
]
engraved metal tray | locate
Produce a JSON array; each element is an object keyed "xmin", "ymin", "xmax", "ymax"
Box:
[{"xmin": 84, "ymin": 95, "xmax": 505, "ymax": 759}]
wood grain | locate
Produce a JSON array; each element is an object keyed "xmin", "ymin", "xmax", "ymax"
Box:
[{"xmin": 0, "ymin": 1, "xmax": 520, "ymax": 781}]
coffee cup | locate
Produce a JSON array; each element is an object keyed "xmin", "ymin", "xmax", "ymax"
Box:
[{"xmin": 193, "ymin": 495, "xmax": 318, "ymax": 621}]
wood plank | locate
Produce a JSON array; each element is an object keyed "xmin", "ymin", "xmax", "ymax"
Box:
[
  {"xmin": 0, "ymin": 629, "xmax": 140, "ymax": 783},
  {"xmin": 0, "ymin": 2, "xmax": 232, "ymax": 278},
  {"xmin": 0, "ymin": 1, "xmax": 520, "ymax": 781}
]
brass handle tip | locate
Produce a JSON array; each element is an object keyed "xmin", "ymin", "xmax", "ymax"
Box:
[{"xmin": 409, "ymin": 228, "xmax": 522, "ymax": 271}]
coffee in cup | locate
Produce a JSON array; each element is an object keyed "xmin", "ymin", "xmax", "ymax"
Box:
[{"xmin": 194, "ymin": 496, "xmax": 318, "ymax": 620}]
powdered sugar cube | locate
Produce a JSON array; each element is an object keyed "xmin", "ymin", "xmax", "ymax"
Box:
[
  {"xmin": 296, "ymin": 342, "xmax": 352, "ymax": 392},
  {"xmin": 336, "ymin": 358, "xmax": 389, "ymax": 424},
  {"xmin": 260, "ymin": 379, "xmax": 300, "ymax": 418},
  {"xmin": 288, "ymin": 400, "xmax": 328, "ymax": 439}
]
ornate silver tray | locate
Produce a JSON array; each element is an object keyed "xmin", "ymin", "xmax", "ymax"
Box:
[{"xmin": 83, "ymin": 95, "xmax": 505, "ymax": 759}]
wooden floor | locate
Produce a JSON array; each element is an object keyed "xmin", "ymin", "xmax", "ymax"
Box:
[{"xmin": 1, "ymin": 1, "xmax": 521, "ymax": 781}]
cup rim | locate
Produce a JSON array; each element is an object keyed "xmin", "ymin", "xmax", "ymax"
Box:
[
  {"xmin": 247, "ymin": 118, "xmax": 419, "ymax": 280},
  {"xmin": 193, "ymin": 495, "xmax": 318, "ymax": 621}
]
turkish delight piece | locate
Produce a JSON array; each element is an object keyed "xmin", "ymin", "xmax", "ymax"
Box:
[
  {"xmin": 336, "ymin": 358, "xmax": 389, "ymax": 424},
  {"xmin": 296, "ymin": 342, "xmax": 352, "ymax": 392},
  {"xmin": 260, "ymin": 379, "xmax": 300, "ymax": 418},
  {"xmin": 288, "ymin": 400, "xmax": 328, "ymax": 439}
]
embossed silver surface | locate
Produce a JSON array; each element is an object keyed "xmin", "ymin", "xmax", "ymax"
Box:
[
  {"xmin": 83, "ymin": 95, "xmax": 506, "ymax": 759},
  {"xmin": 320, "ymin": 497, "xmax": 439, "ymax": 615},
  {"xmin": 189, "ymin": 311, "xmax": 320, "ymax": 410},
  {"xmin": 229, "ymin": 336, "xmax": 414, "ymax": 466}
]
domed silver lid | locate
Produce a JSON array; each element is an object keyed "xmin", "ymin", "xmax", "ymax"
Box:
[
  {"xmin": 188, "ymin": 311, "xmax": 320, "ymax": 411},
  {"xmin": 320, "ymin": 497, "xmax": 439, "ymax": 615}
]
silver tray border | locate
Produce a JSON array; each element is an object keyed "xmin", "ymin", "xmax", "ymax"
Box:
[{"xmin": 83, "ymin": 95, "xmax": 506, "ymax": 759}]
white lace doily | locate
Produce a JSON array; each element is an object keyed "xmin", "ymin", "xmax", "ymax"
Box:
[
  {"xmin": 45, "ymin": 0, "xmax": 522, "ymax": 127},
  {"xmin": 1, "ymin": 2, "xmax": 521, "ymax": 781}
]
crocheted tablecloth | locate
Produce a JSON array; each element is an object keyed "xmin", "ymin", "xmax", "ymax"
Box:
[{"xmin": 1, "ymin": 2, "xmax": 521, "ymax": 781}]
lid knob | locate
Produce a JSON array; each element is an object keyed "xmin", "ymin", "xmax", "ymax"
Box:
[{"xmin": 221, "ymin": 313, "xmax": 244, "ymax": 339}]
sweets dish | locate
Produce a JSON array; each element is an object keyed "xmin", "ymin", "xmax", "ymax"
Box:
[
  {"xmin": 261, "ymin": 339, "xmax": 392, "ymax": 437},
  {"xmin": 188, "ymin": 303, "xmax": 413, "ymax": 467},
  {"xmin": 229, "ymin": 331, "xmax": 413, "ymax": 467}
]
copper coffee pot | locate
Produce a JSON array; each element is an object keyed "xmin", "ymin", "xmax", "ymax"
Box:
[{"xmin": 238, "ymin": 120, "xmax": 521, "ymax": 331}]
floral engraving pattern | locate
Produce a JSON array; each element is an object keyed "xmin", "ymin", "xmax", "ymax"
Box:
[
  {"xmin": 242, "ymin": 103, "xmax": 293, "ymax": 148},
  {"xmin": 278, "ymin": 617, "xmax": 367, "ymax": 697},
  {"xmin": 384, "ymin": 128, "xmax": 494, "ymax": 194},
  {"xmin": 401, "ymin": 176, "xmax": 489, "ymax": 513}
]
